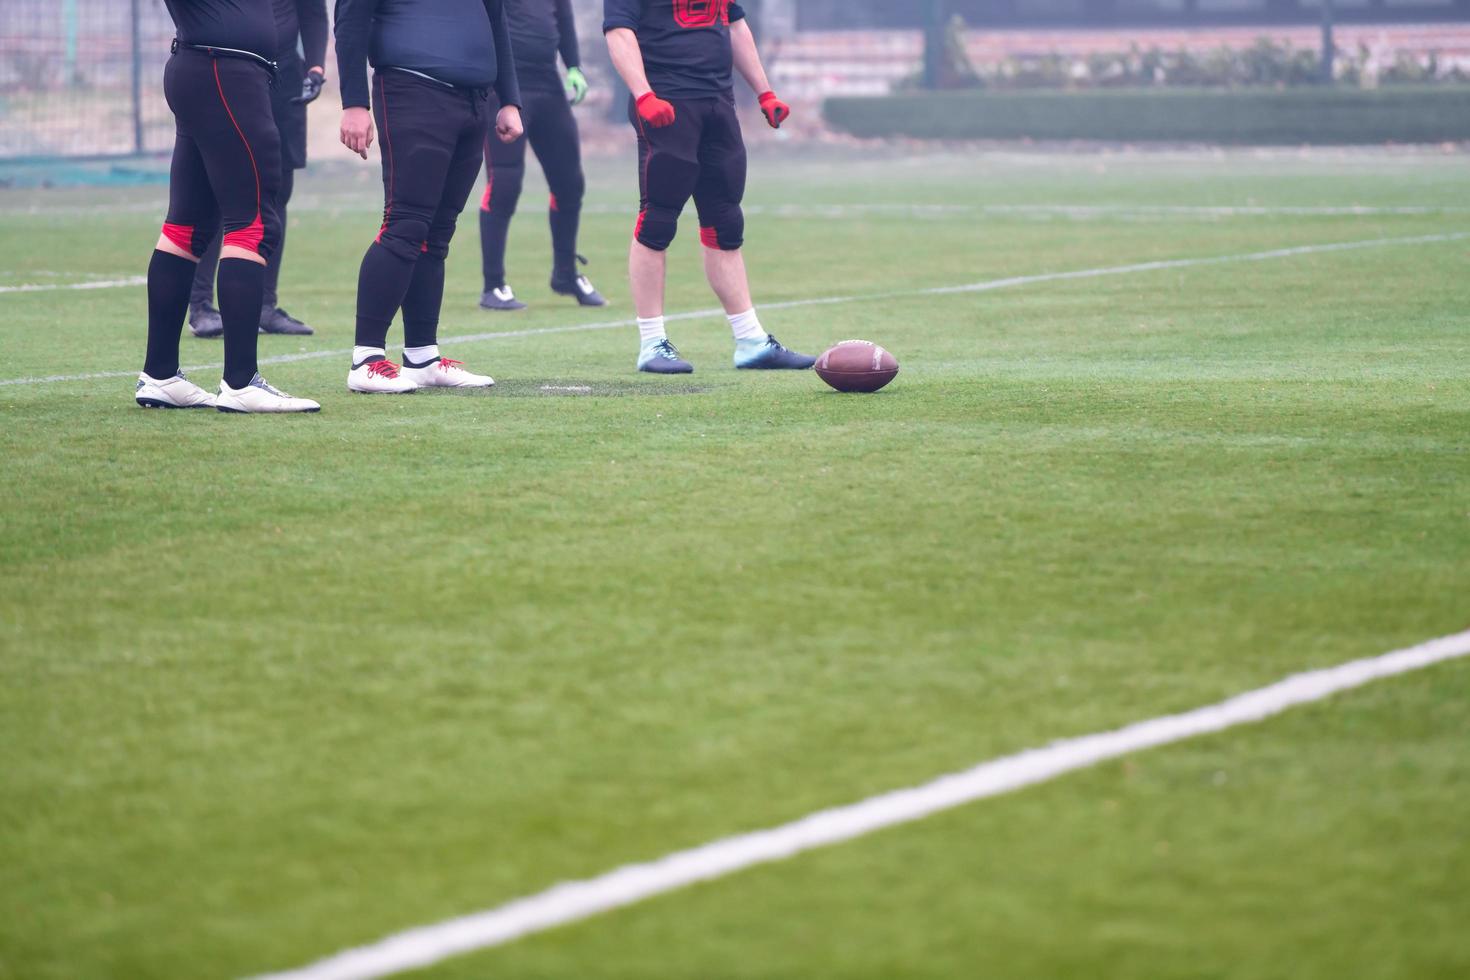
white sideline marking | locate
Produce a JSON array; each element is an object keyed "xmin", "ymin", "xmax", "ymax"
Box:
[
  {"xmin": 250, "ymin": 628, "xmax": 1470, "ymax": 980},
  {"xmin": 2, "ymin": 231, "xmax": 1465, "ymax": 390},
  {"xmin": 7, "ymin": 199, "xmax": 1470, "ymax": 220},
  {"xmin": 0, "ymin": 275, "xmax": 147, "ymax": 294},
  {"xmin": 983, "ymin": 203, "xmax": 1470, "ymax": 218}
]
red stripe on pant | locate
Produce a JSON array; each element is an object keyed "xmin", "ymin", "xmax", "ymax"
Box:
[
  {"xmin": 212, "ymin": 59, "xmax": 264, "ymax": 256},
  {"xmin": 377, "ymin": 73, "xmax": 396, "ymax": 242},
  {"xmin": 161, "ymin": 222, "xmax": 196, "ymax": 254}
]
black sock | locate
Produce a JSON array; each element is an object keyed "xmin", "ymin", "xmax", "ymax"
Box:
[
  {"xmin": 264, "ymin": 169, "xmax": 292, "ymax": 310},
  {"xmin": 263, "ymin": 217, "xmax": 285, "ymax": 310},
  {"xmin": 549, "ymin": 205, "xmax": 580, "ymax": 281},
  {"xmin": 354, "ymin": 241, "xmax": 413, "ymax": 348},
  {"xmin": 190, "ymin": 233, "xmax": 221, "ymax": 310},
  {"xmin": 144, "ymin": 249, "xmax": 196, "ymax": 379},
  {"xmin": 217, "ymin": 257, "xmax": 264, "ymax": 389},
  {"xmin": 479, "ymin": 207, "xmax": 510, "ymax": 291},
  {"xmin": 402, "ymin": 254, "xmax": 445, "ymax": 353}
]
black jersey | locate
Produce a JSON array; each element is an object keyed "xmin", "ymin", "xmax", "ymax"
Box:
[
  {"xmin": 603, "ymin": 0, "xmax": 746, "ymax": 99},
  {"xmin": 335, "ymin": 0, "xmax": 521, "ymax": 109},
  {"xmin": 163, "ymin": 0, "xmax": 277, "ymax": 62},
  {"xmin": 271, "ymin": 0, "xmax": 328, "ymax": 66},
  {"xmin": 506, "ymin": 0, "xmax": 581, "ymax": 93}
]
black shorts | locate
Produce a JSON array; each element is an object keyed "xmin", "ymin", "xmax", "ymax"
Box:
[
  {"xmin": 628, "ymin": 94, "xmax": 747, "ymax": 251},
  {"xmin": 160, "ymin": 48, "xmax": 282, "ymax": 260}
]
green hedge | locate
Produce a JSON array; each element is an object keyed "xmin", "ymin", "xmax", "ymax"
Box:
[{"xmin": 823, "ymin": 87, "xmax": 1470, "ymax": 144}]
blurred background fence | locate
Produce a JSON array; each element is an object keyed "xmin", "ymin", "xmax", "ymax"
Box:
[{"xmin": 2, "ymin": 0, "xmax": 1469, "ymax": 162}]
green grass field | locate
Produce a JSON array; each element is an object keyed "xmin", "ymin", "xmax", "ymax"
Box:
[{"xmin": 2, "ymin": 143, "xmax": 1469, "ymax": 979}]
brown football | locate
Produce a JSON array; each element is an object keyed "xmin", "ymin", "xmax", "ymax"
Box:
[{"xmin": 815, "ymin": 340, "xmax": 899, "ymax": 393}]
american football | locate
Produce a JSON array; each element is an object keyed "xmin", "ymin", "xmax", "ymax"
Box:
[{"xmin": 815, "ymin": 340, "xmax": 899, "ymax": 392}]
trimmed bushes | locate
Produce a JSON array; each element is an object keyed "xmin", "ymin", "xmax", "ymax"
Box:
[{"xmin": 823, "ymin": 87, "xmax": 1470, "ymax": 144}]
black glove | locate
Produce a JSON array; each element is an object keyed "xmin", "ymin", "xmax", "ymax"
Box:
[{"xmin": 292, "ymin": 68, "xmax": 325, "ymax": 105}]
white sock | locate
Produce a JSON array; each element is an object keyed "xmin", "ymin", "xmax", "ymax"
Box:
[
  {"xmin": 637, "ymin": 316, "xmax": 667, "ymax": 346},
  {"xmin": 728, "ymin": 308, "xmax": 767, "ymax": 343},
  {"xmin": 404, "ymin": 344, "xmax": 440, "ymax": 365},
  {"xmin": 352, "ymin": 345, "xmax": 386, "ymax": 367}
]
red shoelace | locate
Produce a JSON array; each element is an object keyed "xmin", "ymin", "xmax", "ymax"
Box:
[
  {"xmin": 438, "ymin": 358, "xmax": 463, "ymax": 371},
  {"xmin": 366, "ymin": 360, "xmax": 400, "ymax": 379}
]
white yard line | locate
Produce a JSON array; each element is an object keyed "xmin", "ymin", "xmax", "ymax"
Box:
[
  {"xmin": 982, "ymin": 203, "xmax": 1470, "ymax": 218},
  {"xmin": 249, "ymin": 628, "xmax": 1470, "ymax": 980},
  {"xmin": 5, "ymin": 199, "xmax": 1469, "ymax": 219},
  {"xmin": 0, "ymin": 275, "xmax": 147, "ymax": 295},
  {"xmin": 2, "ymin": 231, "xmax": 1465, "ymax": 389}
]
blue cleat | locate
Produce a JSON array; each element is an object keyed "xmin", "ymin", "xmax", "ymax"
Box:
[
  {"xmin": 638, "ymin": 338, "xmax": 694, "ymax": 374},
  {"xmin": 734, "ymin": 334, "xmax": 816, "ymax": 370}
]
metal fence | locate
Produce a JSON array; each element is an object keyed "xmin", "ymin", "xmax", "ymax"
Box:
[
  {"xmin": 1, "ymin": 0, "xmax": 175, "ymax": 160},
  {"xmin": 798, "ymin": 0, "xmax": 1470, "ymax": 29},
  {"xmin": 3, "ymin": 0, "xmax": 1468, "ymax": 161}
]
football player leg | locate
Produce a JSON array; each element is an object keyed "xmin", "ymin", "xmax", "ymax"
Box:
[
  {"xmin": 144, "ymin": 51, "xmax": 317, "ymax": 413},
  {"xmin": 693, "ymin": 99, "xmax": 813, "ymax": 370},
  {"xmin": 199, "ymin": 58, "xmax": 317, "ymax": 411},
  {"xmin": 529, "ymin": 91, "xmax": 605, "ymax": 307},
  {"xmin": 348, "ymin": 73, "xmax": 461, "ymax": 394},
  {"xmin": 187, "ymin": 232, "xmax": 224, "ymax": 338},
  {"xmin": 629, "ymin": 98, "xmax": 702, "ymax": 374},
  {"xmin": 258, "ymin": 166, "xmax": 313, "ymax": 335},
  {"xmin": 402, "ymin": 108, "xmax": 496, "ymax": 389},
  {"xmin": 478, "ymin": 95, "xmax": 529, "ymax": 311},
  {"xmin": 140, "ymin": 129, "xmax": 222, "ymax": 407}
]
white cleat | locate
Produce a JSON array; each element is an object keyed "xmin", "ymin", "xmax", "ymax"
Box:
[
  {"xmin": 401, "ymin": 356, "xmax": 495, "ymax": 389},
  {"xmin": 348, "ymin": 358, "xmax": 418, "ymax": 394},
  {"xmin": 216, "ymin": 373, "xmax": 321, "ymax": 414},
  {"xmin": 135, "ymin": 371, "xmax": 217, "ymax": 409}
]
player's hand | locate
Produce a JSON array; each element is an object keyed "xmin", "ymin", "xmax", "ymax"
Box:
[
  {"xmin": 496, "ymin": 104, "xmax": 524, "ymax": 143},
  {"xmin": 636, "ymin": 92, "xmax": 676, "ymax": 128},
  {"xmin": 340, "ymin": 106, "xmax": 374, "ymax": 159},
  {"xmin": 758, "ymin": 91, "xmax": 790, "ymax": 129},
  {"xmin": 565, "ymin": 66, "xmax": 589, "ymax": 106},
  {"xmin": 293, "ymin": 68, "xmax": 325, "ymax": 105}
]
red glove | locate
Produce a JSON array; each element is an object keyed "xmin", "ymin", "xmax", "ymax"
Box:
[
  {"xmin": 758, "ymin": 91, "xmax": 790, "ymax": 129},
  {"xmin": 636, "ymin": 92, "xmax": 676, "ymax": 128}
]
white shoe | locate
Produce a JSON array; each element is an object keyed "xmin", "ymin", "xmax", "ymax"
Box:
[
  {"xmin": 348, "ymin": 358, "xmax": 418, "ymax": 394},
  {"xmin": 135, "ymin": 371, "xmax": 216, "ymax": 409},
  {"xmin": 216, "ymin": 374, "xmax": 321, "ymax": 414},
  {"xmin": 401, "ymin": 356, "xmax": 495, "ymax": 388}
]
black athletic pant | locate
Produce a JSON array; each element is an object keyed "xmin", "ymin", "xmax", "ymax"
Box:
[
  {"xmin": 630, "ymin": 95, "xmax": 747, "ymax": 254},
  {"xmin": 192, "ymin": 165, "xmax": 293, "ymax": 311},
  {"xmin": 479, "ymin": 86, "xmax": 586, "ymax": 291},
  {"xmin": 192, "ymin": 57, "xmax": 308, "ymax": 313},
  {"xmin": 355, "ymin": 71, "xmax": 488, "ymax": 350},
  {"xmin": 146, "ymin": 49, "xmax": 281, "ymax": 388}
]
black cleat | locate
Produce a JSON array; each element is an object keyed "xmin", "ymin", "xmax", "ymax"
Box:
[
  {"xmin": 550, "ymin": 273, "xmax": 608, "ymax": 307},
  {"xmin": 734, "ymin": 334, "xmax": 817, "ymax": 370},
  {"xmin": 480, "ymin": 285, "xmax": 527, "ymax": 311},
  {"xmin": 551, "ymin": 255, "xmax": 608, "ymax": 307},
  {"xmin": 259, "ymin": 305, "xmax": 314, "ymax": 335},
  {"xmin": 189, "ymin": 302, "xmax": 223, "ymax": 339},
  {"xmin": 637, "ymin": 338, "xmax": 694, "ymax": 375}
]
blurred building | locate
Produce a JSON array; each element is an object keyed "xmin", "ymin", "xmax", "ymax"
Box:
[{"xmin": 796, "ymin": 0, "xmax": 1470, "ymax": 28}]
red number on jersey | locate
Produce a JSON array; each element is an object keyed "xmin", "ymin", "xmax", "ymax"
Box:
[{"xmin": 673, "ymin": 0, "xmax": 727, "ymax": 29}]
